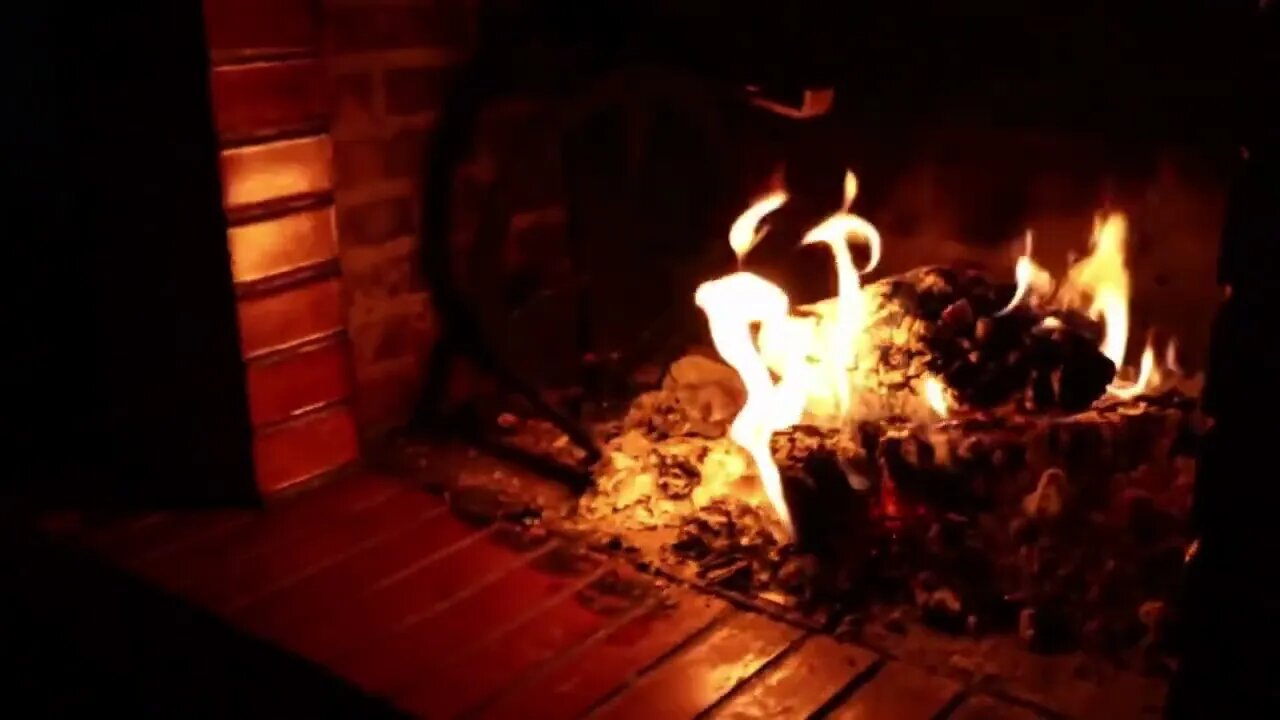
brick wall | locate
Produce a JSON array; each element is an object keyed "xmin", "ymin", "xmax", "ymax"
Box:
[
  {"xmin": 323, "ymin": 0, "xmax": 478, "ymax": 433},
  {"xmin": 321, "ymin": 0, "xmax": 574, "ymax": 432},
  {"xmin": 205, "ymin": 0, "xmax": 573, "ymax": 470},
  {"xmin": 203, "ymin": 0, "xmax": 359, "ymax": 495}
]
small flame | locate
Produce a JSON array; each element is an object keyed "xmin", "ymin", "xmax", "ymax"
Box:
[
  {"xmin": 1110, "ymin": 332, "xmax": 1158, "ymax": 399},
  {"xmin": 1165, "ymin": 338, "xmax": 1182, "ymax": 376},
  {"xmin": 997, "ymin": 232, "xmax": 1053, "ymax": 316},
  {"xmin": 728, "ymin": 191, "xmax": 788, "ymax": 260},
  {"xmin": 808, "ymin": 171, "xmax": 881, "ymax": 273},
  {"xmin": 923, "ymin": 377, "xmax": 950, "ymax": 418}
]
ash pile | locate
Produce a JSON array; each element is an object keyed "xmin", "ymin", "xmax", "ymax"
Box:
[{"xmin": 568, "ymin": 265, "xmax": 1201, "ymax": 660}]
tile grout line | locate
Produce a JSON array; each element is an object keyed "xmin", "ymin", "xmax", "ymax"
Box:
[
  {"xmin": 579, "ymin": 605, "xmax": 740, "ymax": 720},
  {"xmin": 368, "ymin": 521, "xmax": 503, "ymax": 591},
  {"xmin": 129, "ymin": 482, "xmax": 403, "ymax": 567},
  {"xmin": 693, "ymin": 631, "xmax": 814, "ymax": 720},
  {"xmin": 224, "ymin": 503, "xmax": 451, "ymax": 614},
  {"xmin": 328, "ymin": 538, "xmax": 562, "ymax": 665},
  {"xmin": 225, "ymin": 485, "xmax": 409, "ymax": 565},
  {"xmin": 455, "ymin": 592, "xmax": 669, "ymax": 720},
  {"xmin": 809, "ymin": 656, "xmax": 888, "ymax": 719},
  {"xmin": 387, "ymin": 561, "xmax": 617, "ymax": 699}
]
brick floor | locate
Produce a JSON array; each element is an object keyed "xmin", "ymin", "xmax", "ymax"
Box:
[{"xmin": 37, "ymin": 472, "xmax": 1087, "ymax": 719}]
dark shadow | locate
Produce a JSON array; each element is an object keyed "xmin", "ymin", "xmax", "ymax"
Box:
[{"xmin": 0, "ymin": 520, "xmax": 405, "ymax": 718}]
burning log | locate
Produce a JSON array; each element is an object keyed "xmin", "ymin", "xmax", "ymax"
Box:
[
  {"xmin": 859, "ymin": 265, "xmax": 1116, "ymax": 413},
  {"xmin": 758, "ymin": 402, "xmax": 1197, "ymax": 647}
]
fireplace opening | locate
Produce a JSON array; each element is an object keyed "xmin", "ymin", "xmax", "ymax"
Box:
[{"xmin": 390, "ymin": 2, "xmax": 1278, "ymax": 716}]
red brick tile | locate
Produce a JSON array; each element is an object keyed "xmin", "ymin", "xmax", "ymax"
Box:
[
  {"xmin": 228, "ymin": 206, "xmax": 338, "ymax": 283},
  {"xmin": 336, "ymin": 195, "xmax": 416, "ymax": 245},
  {"xmin": 220, "ymin": 135, "xmax": 333, "ymax": 209},
  {"xmin": 87, "ymin": 511, "xmax": 253, "ymax": 563},
  {"xmin": 384, "ymin": 65, "xmax": 447, "ymax": 115},
  {"xmin": 707, "ymin": 635, "xmax": 880, "ymax": 720},
  {"xmin": 333, "ymin": 138, "xmax": 387, "ymax": 188},
  {"xmin": 185, "ymin": 489, "xmax": 441, "ymax": 610},
  {"xmin": 236, "ymin": 277, "xmax": 344, "ymax": 357},
  {"xmin": 352, "ymin": 360, "xmax": 428, "ymax": 430},
  {"xmin": 211, "ymin": 59, "xmax": 328, "ymax": 138},
  {"xmin": 326, "ymin": 4, "xmax": 473, "ymax": 52},
  {"xmin": 128, "ymin": 474, "xmax": 403, "ymax": 575},
  {"xmin": 397, "ymin": 568, "xmax": 650, "ymax": 718},
  {"xmin": 281, "ymin": 528, "xmax": 541, "ymax": 661},
  {"xmin": 337, "ymin": 545, "xmax": 601, "ymax": 695},
  {"xmin": 252, "ymin": 404, "xmax": 359, "ymax": 493},
  {"xmin": 204, "ymin": 0, "xmax": 318, "ymax": 55},
  {"xmin": 595, "ymin": 612, "xmax": 801, "ymax": 720},
  {"xmin": 477, "ymin": 590, "xmax": 726, "ymax": 720},
  {"xmin": 234, "ymin": 508, "xmax": 477, "ymax": 637},
  {"xmin": 331, "ymin": 72, "xmax": 377, "ymax": 135},
  {"xmin": 949, "ymin": 695, "xmax": 1045, "ymax": 720},
  {"xmin": 246, "ymin": 339, "xmax": 352, "ymax": 426},
  {"xmin": 385, "ymin": 127, "xmax": 433, "ymax": 180},
  {"xmin": 826, "ymin": 662, "xmax": 961, "ymax": 720}
]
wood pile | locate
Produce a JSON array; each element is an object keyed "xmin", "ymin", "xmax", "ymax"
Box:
[{"xmin": 559, "ymin": 264, "xmax": 1201, "ymax": 659}]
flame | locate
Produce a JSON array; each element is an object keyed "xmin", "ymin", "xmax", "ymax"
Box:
[
  {"xmin": 1056, "ymin": 212, "xmax": 1143, "ymax": 397},
  {"xmin": 694, "ymin": 272, "xmax": 796, "ymax": 532},
  {"xmin": 1040, "ymin": 316, "xmax": 1064, "ymax": 330},
  {"xmin": 698, "ymin": 187, "xmax": 1177, "ymax": 533},
  {"xmin": 1165, "ymin": 338, "xmax": 1182, "ymax": 376},
  {"xmin": 696, "ymin": 172, "xmax": 882, "ymax": 533},
  {"xmin": 923, "ymin": 377, "xmax": 950, "ymax": 418},
  {"xmin": 997, "ymin": 232, "xmax": 1053, "ymax": 316},
  {"xmin": 796, "ymin": 171, "xmax": 880, "ymax": 415},
  {"xmin": 1110, "ymin": 332, "xmax": 1158, "ymax": 399},
  {"xmin": 728, "ymin": 191, "xmax": 788, "ymax": 260}
]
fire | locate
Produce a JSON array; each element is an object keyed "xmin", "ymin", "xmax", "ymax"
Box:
[
  {"xmin": 1055, "ymin": 212, "xmax": 1173, "ymax": 398},
  {"xmin": 923, "ymin": 376, "xmax": 951, "ymax": 418},
  {"xmin": 997, "ymin": 232, "xmax": 1053, "ymax": 316},
  {"xmin": 698, "ymin": 189, "xmax": 1180, "ymax": 532},
  {"xmin": 728, "ymin": 190, "xmax": 788, "ymax": 259},
  {"xmin": 796, "ymin": 171, "xmax": 881, "ymax": 415},
  {"xmin": 695, "ymin": 173, "xmax": 881, "ymax": 533},
  {"xmin": 694, "ymin": 271, "xmax": 797, "ymax": 532},
  {"xmin": 1165, "ymin": 338, "xmax": 1182, "ymax": 376},
  {"xmin": 1059, "ymin": 212, "xmax": 1132, "ymax": 374}
]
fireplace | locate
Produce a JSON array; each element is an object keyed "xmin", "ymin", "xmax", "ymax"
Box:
[{"xmin": 9, "ymin": 1, "xmax": 1278, "ymax": 718}]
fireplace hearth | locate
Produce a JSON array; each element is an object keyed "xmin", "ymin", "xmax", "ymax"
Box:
[{"xmin": 397, "ymin": 174, "xmax": 1206, "ymax": 678}]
